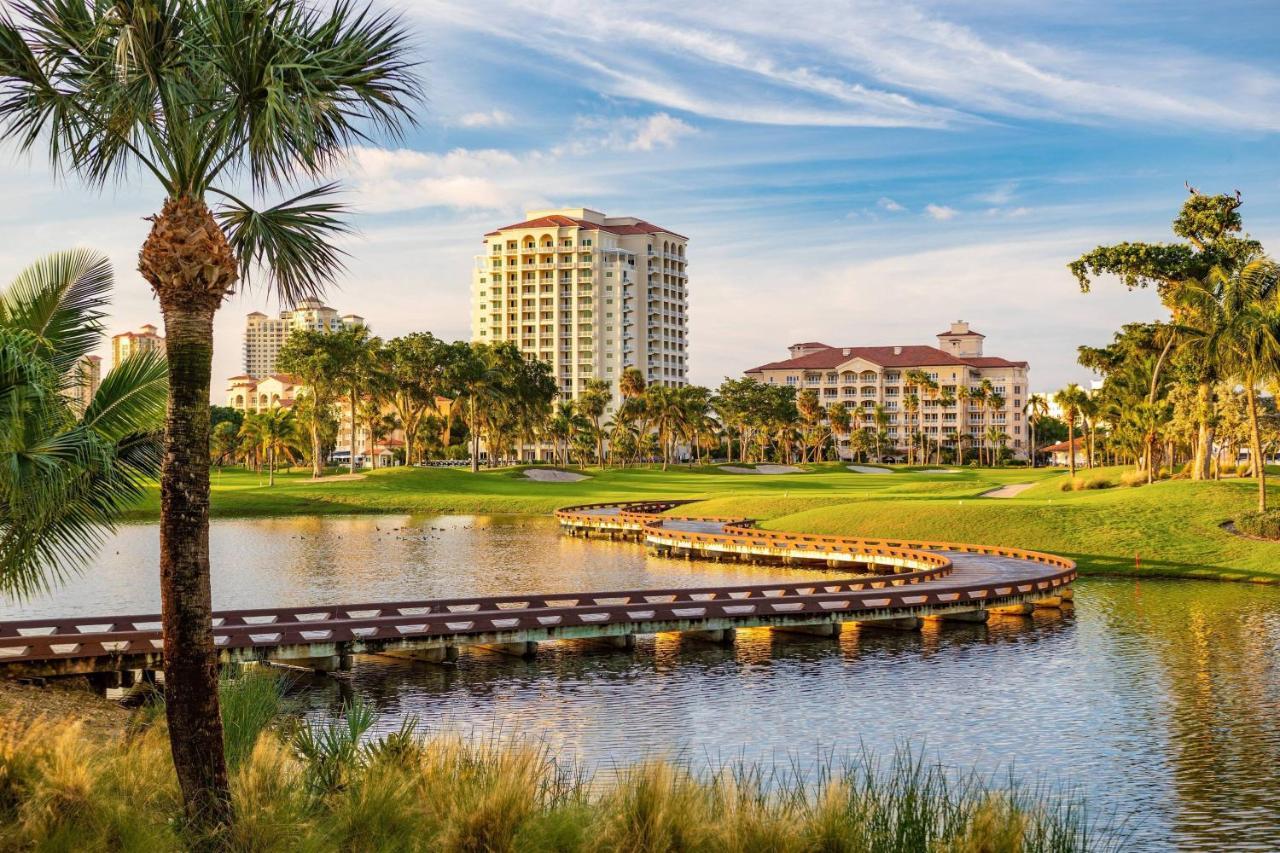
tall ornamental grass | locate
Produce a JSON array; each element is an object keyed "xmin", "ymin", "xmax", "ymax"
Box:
[{"xmin": 0, "ymin": 671, "xmax": 1115, "ymax": 851}]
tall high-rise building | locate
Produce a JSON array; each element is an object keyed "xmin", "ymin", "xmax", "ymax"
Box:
[
  {"xmin": 111, "ymin": 323, "xmax": 165, "ymax": 369},
  {"xmin": 66, "ymin": 354, "xmax": 102, "ymax": 413},
  {"xmin": 242, "ymin": 298, "xmax": 365, "ymax": 377},
  {"xmin": 471, "ymin": 207, "xmax": 688, "ymax": 403}
]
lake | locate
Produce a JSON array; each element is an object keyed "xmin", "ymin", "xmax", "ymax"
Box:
[{"xmin": 5, "ymin": 514, "xmax": 1279, "ymax": 850}]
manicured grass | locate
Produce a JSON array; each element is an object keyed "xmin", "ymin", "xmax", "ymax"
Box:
[
  {"xmin": 124, "ymin": 463, "xmax": 1280, "ymax": 582},
  {"xmin": 126, "ymin": 463, "xmax": 1048, "ymax": 519}
]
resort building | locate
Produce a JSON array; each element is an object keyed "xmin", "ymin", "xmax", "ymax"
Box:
[
  {"xmin": 224, "ymin": 374, "xmax": 417, "ymax": 468},
  {"xmin": 242, "ymin": 298, "xmax": 365, "ymax": 377},
  {"xmin": 744, "ymin": 322, "xmax": 1031, "ymax": 460},
  {"xmin": 471, "ymin": 207, "xmax": 688, "ymax": 404},
  {"xmin": 111, "ymin": 323, "xmax": 165, "ymax": 369},
  {"xmin": 66, "ymin": 354, "xmax": 101, "ymax": 412},
  {"xmin": 224, "ymin": 374, "xmax": 302, "ymax": 414}
]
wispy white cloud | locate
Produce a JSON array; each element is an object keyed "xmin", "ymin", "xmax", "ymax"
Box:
[
  {"xmin": 456, "ymin": 109, "xmax": 513, "ymax": 128},
  {"xmin": 345, "ymin": 112, "xmax": 696, "ymax": 214},
  {"xmin": 413, "ymin": 0, "xmax": 1280, "ymax": 131},
  {"xmin": 925, "ymin": 203, "xmax": 958, "ymax": 221},
  {"xmin": 976, "ymin": 181, "xmax": 1018, "ymax": 205},
  {"xmin": 628, "ymin": 113, "xmax": 697, "ymax": 151}
]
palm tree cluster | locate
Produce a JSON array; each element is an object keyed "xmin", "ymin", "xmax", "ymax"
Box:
[
  {"xmin": 545, "ymin": 370, "xmax": 717, "ymax": 469},
  {"xmin": 277, "ymin": 331, "xmax": 558, "ymax": 472},
  {"xmin": 1071, "ymin": 189, "xmax": 1280, "ymax": 508}
]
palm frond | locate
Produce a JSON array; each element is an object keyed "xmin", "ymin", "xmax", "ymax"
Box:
[
  {"xmin": 0, "ymin": 248, "xmax": 112, "ymax": 373},
  {"xmin": 204, "ymin": 0, "xmax": 422, "ymax": 190},
  {"xmin": 214, "ymin": 183, "xmax": 351, "ymax": 305},
  {"xmin": 82, "ymin": 349, "xmax": 168, "ymax": 442}
]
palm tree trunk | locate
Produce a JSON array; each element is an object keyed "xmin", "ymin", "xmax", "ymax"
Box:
[
  {"xmin": 1192, "ymin": 382, "xmax": 1214, "ymax": 481},
  {"xmin": 1067, "ymin": 421, "xmax": 1076, "ymax": 477},
  {"xmin": 141, "ymin": 197, "xmax": 233, "ymax": 827},
  {"xmin": 348, "ymin": 391, "xmax": 358, "ymax": 475},
  {"xmin": 310, "ymin": 418, "xmax": 322, "ymax": 478},
  {"xmin": 269, "ymin": 445, "xmax": 276, "ymax": 486},
  {"xmin": 469, "ymin": 397, "xmax": 479, "ymax": 473},
  {"xmin": 157, "ymin": 306, "xmax": 231, "ymax": 825},
  {"xmin": 1246, "ymin": 384, "xmax": 1267, "ymax": 512}
]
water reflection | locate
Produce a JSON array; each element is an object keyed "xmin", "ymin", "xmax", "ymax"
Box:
[{"xmin": 3, "ymin": 515, "xmax": 1279, "ymax": 849}]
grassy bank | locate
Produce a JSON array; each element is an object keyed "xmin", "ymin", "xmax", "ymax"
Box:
[
  {"xmin": 122, "ymin": 463, "xmax": 1280, "ymax": 582},
  {"xmin": 0, "ymin": 672, "xmax": 1107, "ymax": 852}
]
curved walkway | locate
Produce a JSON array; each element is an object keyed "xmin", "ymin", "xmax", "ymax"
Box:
[{"xmin": 0, "ymin": 502, "xmax": 1075, "ymax": 679}]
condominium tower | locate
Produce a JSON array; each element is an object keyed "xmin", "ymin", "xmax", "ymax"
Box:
[
  {"xmin": 745, "ymin": 322, "xmax": 1031, "ymax": 459},
  {"xmin": 111, "ymin": 323, "xmax": 165, "ymax": 369},
  {"xmin": 471, "ymin": 207, "xmax": 688, "ymax": 402},
  {"xmin": 67, "ymin": 354, "xmax": 102, "ymax": 413},
  {"xmin": 242, "ymin": 298, "xmax": 365, "ymax": 377}
]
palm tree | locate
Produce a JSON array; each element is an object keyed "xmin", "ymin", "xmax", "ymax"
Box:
[
  {"xmin": 974, "ymin": 380, "xmax": 993, "ymax": 465},
  {"xmin": 1180, "ymin": 258, "xmax": 1280, "ymax": 510},
  {"xmin": 1054, "ymin": 384, "xmax": 1088, "ymax": 477},
  {"xmin": 211, "ymin": 421, "xmax": 240, "ymax": 469},
  {"xmin": 828, "ymin": 402, "xmax": 852, "ymax": 460},
  {"xmin": 0, "ymin": 1, "xmax": 418, "ymax": 820},
  {"xmin": 796, "ymin": 388, "xmax": 823, "ymax": 462},
  {"xmin": 955, "ymin": 386, "xmax": 972, "ymax": 462},
  {"xmin": 619, "ymin": 367, "xmax": 646, "ymax": 404},
  {"xmin": 1, "ymin": 249, "xmax": 167, "ymax": 601},
  {"xmin": 545, "ymin": 401, "xmax": 579, "ymax": 466},
  {"xmin": 246, "ymin": 408, "xmax": 301, "ymax": 486},
  {"xmin": 1024, "ymin": 394, "xmax": 1049, "ymax": 468},
  {"xmin": 1079, "ymin": 394, "xmax": 1099, "ymax": 469},
  {"xmin": 579, "ymin": 379, "xmax": 612, "ymax": 468},
  {"xmin": 334, "ymin": 326, "xmax": 380, "ymax": 473},
  {"xmin": 935, "ymin": 388, "xmax": 955, "ymax": 464},
  {"xmin": 986, "ymin": 392, "xmax": 1006, "ymax": 466},
  {"xmin": 871, "ymin": 404, "xmax": 889, "ymax": 461}
]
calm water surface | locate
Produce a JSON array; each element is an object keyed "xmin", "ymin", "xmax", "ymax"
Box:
[{"xmin": 5, "ymin": 514, "xmax": 1280, "ymax": 851}]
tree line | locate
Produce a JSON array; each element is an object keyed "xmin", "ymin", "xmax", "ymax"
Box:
[
  {"xmin": 235, "ymin": 326, "xmax": 1072, "ymax": 475},
  {"xmin": 1064, "ymin": 189, "xmax": 1280, "ymax": 510}
]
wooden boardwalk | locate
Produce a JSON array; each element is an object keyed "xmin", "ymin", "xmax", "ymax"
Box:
[{"xmin": 0, "ymin": 501, "xmax": 1075, "ymax": 680}]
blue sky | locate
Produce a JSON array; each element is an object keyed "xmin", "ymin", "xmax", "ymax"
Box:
[{"xmin": 3, "ymin": 0, "xmax": 1279, "ymax": 392}]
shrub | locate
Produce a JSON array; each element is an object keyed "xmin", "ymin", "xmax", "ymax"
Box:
[
  {"xmin": 1119, "ymin": 471, "xmax": 1147, "ymax": 487},
  {"xmin": 1236, "ymin": 462, "xmax": 1252, "ymax": 477},
  {"xmin": 1083, "ymin": 477, "xmax": 1114, "ymax": 490},
  {"xmin": 1236, "ymin": 511, "xmax": 1280, "ymax": 540}
]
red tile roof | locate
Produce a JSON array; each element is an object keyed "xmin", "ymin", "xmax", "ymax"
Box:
[
  {"xmin": 936, "ymin": 329, "xmax": 985, "ymax": 337},
  {"xmin": 964, "ymin": 356, "xmax": 1029, "ymax": 369},
  {"xmin": 746, "ymin": 345, "xmax": 1027, "ymax": 373},
  {"xmin": 1041, "ymin": 438, "xmax": 1085, "ymax": 453},
  {"xmin": 267, "ymin": 373, "xmax": 302, "ymax": 385},
  {"xmin": 486, "ymin": 216, "xmax": 686, "ymax": 240},
  {"xmin": 789, "ymin": 341, "xmax": 832, "ymax": 349}
]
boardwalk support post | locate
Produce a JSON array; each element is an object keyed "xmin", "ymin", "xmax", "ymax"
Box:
[
  {"xmin": 681, "ymin": 628, "xmax": 736, "ymax": 646},
  {"xmin": 773, "ymin": 622, "xmax": 839, "ymax": 638}
]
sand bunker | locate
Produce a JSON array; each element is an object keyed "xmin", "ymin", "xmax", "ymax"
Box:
[
  {"xmin": 846, "ymin": 465, "xmax": 892, "ymax": 474},
  {"xmin": 524, "ymin": 468, "xmax": 590, "ymax": 482},
  {"xmin": 981, "ymin": 483, "xmax": 1035, "ymax": 498},
  {"xmin": 720, "ymin": 464, "xmax": 803, "ymax": 475}
]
